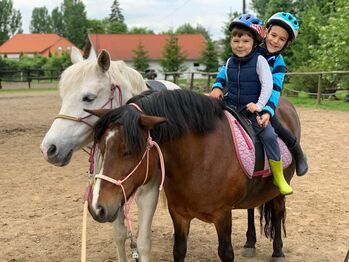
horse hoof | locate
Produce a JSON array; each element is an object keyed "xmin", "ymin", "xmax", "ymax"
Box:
[
  {"xmin": 271, "ymin": 256, "xmax": 285, "ymax": 262},
  {"xmin": 242, "ymin": 247, "xmax": 256, "ymax": 257}
]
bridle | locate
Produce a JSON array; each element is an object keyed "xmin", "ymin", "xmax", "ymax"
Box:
[
  {"xmin": 95, "ymin": 102, "xmax": 165, "ymax": 195},
  {"xmin": 93, "ymin": 102, "xmax": 166, "ymax": 229},
  {"xmin": 54, "ymin": 83, "xmax": 122, "ymax": 175},
  {"xmin": 55, "ymin": 84, "xmax": 122, "ymax": 128}
]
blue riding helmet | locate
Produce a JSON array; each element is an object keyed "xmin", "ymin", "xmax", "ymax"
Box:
[
  {"xmin": 266, "ymin": 12, "xmax": 299, "ymax": 41},
  {"xmin": 229, "ymin": 14, "xmax": 265, "ymax": 42}
]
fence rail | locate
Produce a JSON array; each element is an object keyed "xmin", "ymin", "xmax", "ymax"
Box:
[
  {"xmin": 0, "ymin": 68, "xmax": 63, "ymax": 89},
  {"xmin": 1, "ymin": 68, "xmax": 348, "ymax": 104},
  {"xmin": 164, "ymin": 70, "xmax": 349, "ymax": 104}
]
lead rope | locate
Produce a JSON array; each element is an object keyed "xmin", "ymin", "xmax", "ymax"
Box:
[{"xmin": 80, "ymin": 84, "xmax": 122, "ymax": 262}]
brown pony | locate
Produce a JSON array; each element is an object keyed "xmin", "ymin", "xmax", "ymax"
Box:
[{"xmin": 87, "ymin": 89, "xmax": 299, "ymax": 261}]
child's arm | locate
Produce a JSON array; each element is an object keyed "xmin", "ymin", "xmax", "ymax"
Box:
[
  {"xmin": 209, "ymin": 65, "xmax": 227, "ymax": 99},
  {"xmin": 262, "ymin": 55, "xmax": 286, "ymax": 117},
  {"xmin": 247, "ymin": 55, "xmax": 273, "ymax": 113}
]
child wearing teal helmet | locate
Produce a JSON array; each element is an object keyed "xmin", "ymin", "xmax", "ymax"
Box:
[
  {"xmin": 258, "ymin": 12, "xmax": 308, "ymax": 177},
  {"xmin": 210, "ymin": 14, "xmax": 293, "ymax": 195}
]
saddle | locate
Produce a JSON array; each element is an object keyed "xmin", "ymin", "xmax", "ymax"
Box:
[
  {"xmin": 146, "ymin": 80, "xmax": 168, "ymax": 91},
  {"xmin": 223, "ymin": 106, "xmax": 292, "ymax": 178},
  {"xmin": 223, "ymin": 105, "xmax": 265, "ymax": 171}
]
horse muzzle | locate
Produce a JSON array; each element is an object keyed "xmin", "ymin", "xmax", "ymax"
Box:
[
  {"xmin": 88, "ymin": 201, "xmax": 121, "ymax": 223},
  {"xmin": 40, "ymin": 142, "xmax": 74, "ymax": 167}
]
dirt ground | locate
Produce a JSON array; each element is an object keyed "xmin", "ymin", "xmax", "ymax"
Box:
[{"xmin": 0, "ymin": 91, "xmax": 348, "ymax": 262}]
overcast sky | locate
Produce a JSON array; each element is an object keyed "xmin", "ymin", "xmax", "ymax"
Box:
[{"xmin": 12, "ymin": 0, "xmax": 253, "ymax": 40}]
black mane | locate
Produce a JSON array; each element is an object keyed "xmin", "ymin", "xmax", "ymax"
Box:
[{"xmin": 94, "ymin": 89, "xmax": 224, "ymax": 154}]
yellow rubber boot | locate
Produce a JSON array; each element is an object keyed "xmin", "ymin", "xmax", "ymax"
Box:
[{"xmin": 269, "ymin": 159, "xmax": 293, "ymax": 195}]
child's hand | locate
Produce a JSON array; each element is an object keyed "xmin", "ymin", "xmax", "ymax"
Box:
[
  {"xmin": 209, "ymin": 88, "xmax": 224, "ymax": 100},
  {"xmin": 246, "ymin": 102, "xmax": 259, "ymax": 113},
  {"xmin": 257, "ymin": 113, "xmax": 270, "ymax": 128}
]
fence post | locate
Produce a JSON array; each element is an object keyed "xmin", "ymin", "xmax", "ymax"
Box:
[
  {"xmin": 190, "ymin": 72, "xmax": 194, "ymax": 90},
  {"xmin": 317, "ymin": 73, "xmax": 322, "ymax": 104},
  {"xmin": 207, "ymin": 73, "xmax": 211, "ymax": 90},
  {"xmin": 0, "ymin": 78, "xmax": 2, "ymax": 89},
  {"xmin": 164, "ymin": 73, "xmax": 168, "ymax": 81}
]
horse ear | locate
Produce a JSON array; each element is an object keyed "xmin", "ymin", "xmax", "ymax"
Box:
[
  {"xmin": 71, "ymin": 46, "xmax": 83, "ymax": 64},
  {"xmin": 139, "ymin": 115, "xmax": 167, "ymax": 129},
  {"xmin": 84, "ymin": 108, "xmax": 111, "ymax": 118},
  {"xmin": 97, "ymin": 49, "xmax": 111, "ymax": 72}
]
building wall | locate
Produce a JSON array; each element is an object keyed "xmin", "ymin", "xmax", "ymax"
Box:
[{"xmin": 124, "ymin": 60, "xmax": 206, "ymax": 79}]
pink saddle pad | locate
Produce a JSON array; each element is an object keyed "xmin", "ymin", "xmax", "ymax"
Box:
[{"xmin": 224, "ymin": 111, "xmax": 292, "ymax": 178}]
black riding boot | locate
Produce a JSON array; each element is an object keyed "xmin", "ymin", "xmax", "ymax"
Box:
[{"xmin": 290, "ymin": 140, "xmax": 308, "ymax": 176}]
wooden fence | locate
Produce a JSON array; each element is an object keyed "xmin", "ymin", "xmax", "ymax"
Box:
[
  {"xmin": 0, "ymin": 68, "xmax": 63, "ymax": 89},
  {"xmin": 165, "ymin": 70, "xmax": 349, "ymax": 104}
]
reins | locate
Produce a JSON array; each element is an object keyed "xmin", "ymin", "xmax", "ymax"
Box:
[{"xmin": 58, "ymin": 83, "xmax": 121, "ymax": 262}]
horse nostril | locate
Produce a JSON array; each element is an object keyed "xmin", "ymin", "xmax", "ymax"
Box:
[
  {"xmin": 47, "ymin": 144, "xmax": 57, "ymax": 157},
  {"xmin": 97, "ymin": 205, "xmax": 106, "ymax": 220}
]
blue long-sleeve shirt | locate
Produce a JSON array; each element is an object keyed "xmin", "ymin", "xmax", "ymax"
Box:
[{"xmin": 261, "ymin": 52, "xmax": 286, "ymax": 116}]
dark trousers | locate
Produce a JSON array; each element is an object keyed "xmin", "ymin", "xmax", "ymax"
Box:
[
  {"xmin": 270, "ymin": 115, "xmax": 297, "ymax": 147},
  {"xmin": 248, "ymin": 115, "xmax": 280, "ymax": 161}
]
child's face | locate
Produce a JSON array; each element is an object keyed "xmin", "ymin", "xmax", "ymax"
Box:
[
  {"xmin": 230, "ymin": 34, "xmax": 254, "ymax": 58},
  {"xmin": 265, "ymin": 25, "xmax": 289, "ymax": 54}
]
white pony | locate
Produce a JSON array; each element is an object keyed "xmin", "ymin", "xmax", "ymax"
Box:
[{"xmin": 40, "ymin": 47, "xmax": 179, "ymax": 262}]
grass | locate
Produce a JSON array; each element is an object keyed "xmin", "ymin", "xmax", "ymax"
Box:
[
  {"xmin": 0, "ymin": 87, "xmax": 58, "ymax": 93},
  {"xmin": 283, "ymin": 96, "xmax": 349, "ymax": 111}
]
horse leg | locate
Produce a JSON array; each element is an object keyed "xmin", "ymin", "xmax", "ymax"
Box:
[
  {"xmin": 111, "ymin": 209, "xmax": 128, "ymax": 262},
  {"xmin": 135, "ymin": 176, "xmax": 161, "ymax": 262},
  {"xmin": 214, "ymin": 210, "xmax": 234, "ymax": 262},
  {"xmin": 168, "ymin": 206, "xmax": 191, "ymax": 262},
  {"xmin": 242, "ymin": 208, "xmax": 256, "ymax": 257},
  {"xmin": 270, "ymin": 195, "xmax": 286, "ymax": 262}
]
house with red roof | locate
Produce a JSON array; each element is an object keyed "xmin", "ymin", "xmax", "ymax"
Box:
[
  {"xmin": 0, "ymin": 33, "xmax": 80, "ymax": 58},
  {"xmin": 85, "ymin": 33, "xmax": 207, "ymax": 78}
]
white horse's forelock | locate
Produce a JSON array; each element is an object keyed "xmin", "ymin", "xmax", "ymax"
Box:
[{"xmin": 59, "ymin": 59, "xmax": 147, "ymax": 98}]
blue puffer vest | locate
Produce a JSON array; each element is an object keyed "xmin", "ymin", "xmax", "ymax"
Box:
[{"xmin": 224, "ymin": 49, "xmax": 261, "ymax": 109}]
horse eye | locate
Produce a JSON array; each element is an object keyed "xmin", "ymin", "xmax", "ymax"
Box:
[
  {"xmin": 123, "ymin": 150, "xmax": 131, "ymax": 157},
  {"xmin": 82, "ymin": 94, "xmax": 97, "ymax": 102}
]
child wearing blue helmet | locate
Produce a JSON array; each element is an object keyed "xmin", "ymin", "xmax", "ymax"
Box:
[
  {"xmin": 210, "ymin": 14, "xmax": 293, "ymax": 195},
  {"xmin": 258, "ymin": 12, "xmax": 308, "ymax": 177}
]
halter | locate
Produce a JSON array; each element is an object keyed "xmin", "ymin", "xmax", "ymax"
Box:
[
  {"xmin": 94, "ymin": 103, "xmax": 166, "ymax": 230},
  {"xmin": 55, "ymin": 84, "xmax": 122, "ymax": 128}
]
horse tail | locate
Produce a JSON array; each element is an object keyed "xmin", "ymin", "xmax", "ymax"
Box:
[{"xmin": 259, "ymin": 197, "xmax": 287, "ymax": 239}]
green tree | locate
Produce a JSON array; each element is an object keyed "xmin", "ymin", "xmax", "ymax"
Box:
[
  {"xmin": 18, "ymin": 54, "xmax": 48, "ymax": 70},
  {"xmin": 87, "ymin": 19, "xmax": 107, "ymax": 33},
  {"xmin": 175, "ymin": 23, "xmax": 211, "ymax": 40},
  {"xmin": 132, "ymin": 41, "xmax": 149, "ymax": 72},
  {"xmin": 128, "ymin": 27, "xmax": 154, "ymax": 34},
  {"xmin": 199, "ymin": 39, "xmax": 218, "ymax": 72},
  {"xmin": 109, "ymin": 0, "xmax": 124, "ymax": 22},
  {"xmin": 0, "ymin": 0, "xmax": 22, "ymax": 45},
  {"xmin": 160, "ymin": 34, "xmax": 187, "ymax": 72},
  {"xmin": 61, "ymin": 0, "xmax": 88, "ymax": 48},
  {"xmin": 107, "ymin": 20, "xmax": 128, "ymax": 33},
  {"xmin": 30, "ymin": 7, "xmax": 52, "ymax": 33},
  {"xmin": 51, "ymin": 7, "xmax": 64, "ymax": 36},
  {"xmin": 221, "ymin": 11, "xmax": 239, "ymax": 62}
]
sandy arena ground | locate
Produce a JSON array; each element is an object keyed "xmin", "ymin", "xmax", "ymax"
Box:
[{"xmin": 0, "ymin": 91, "xmax": 348, "ymax": 262}]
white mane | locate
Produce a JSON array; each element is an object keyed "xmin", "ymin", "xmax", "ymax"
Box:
[{"xmin": 59, "ymin": 59, "xmax": 147, "ymax": 97}]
